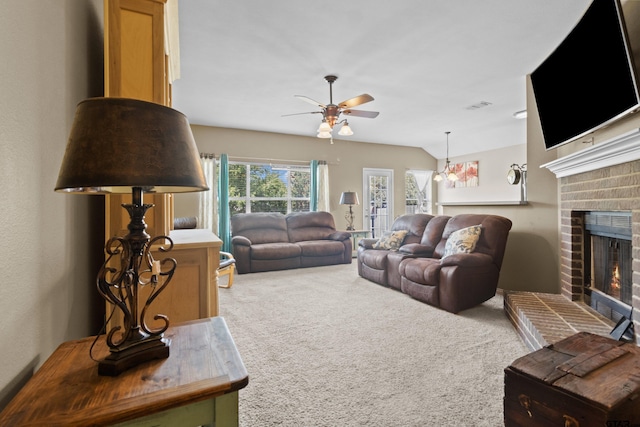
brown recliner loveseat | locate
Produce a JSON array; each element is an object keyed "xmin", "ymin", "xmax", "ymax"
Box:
[
  {"xmin": 358, "ymin": 213, "xmax": 512, "ymax": 313},
  {"xmin": 231, "ymin": 211, "xmax": 352, "ymax": 274}
]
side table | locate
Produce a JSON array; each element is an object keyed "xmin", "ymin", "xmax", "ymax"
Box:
[
  {"xmin": 345, "ymin": 229, "xmax": 370, "ymax": 257},
  {"xmin": 0, "ymin": 317, "xmax": 248, "ymax": 427}
]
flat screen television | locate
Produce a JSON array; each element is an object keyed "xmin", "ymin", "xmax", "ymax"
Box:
[{"xmin": 531, "ymin": 0, "xmax": 640, "ymax": 150}]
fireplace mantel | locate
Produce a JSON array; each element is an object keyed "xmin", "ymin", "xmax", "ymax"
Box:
[{"xmin": 541, "ymin": 128, "xmax": 640, "ymax": 178}]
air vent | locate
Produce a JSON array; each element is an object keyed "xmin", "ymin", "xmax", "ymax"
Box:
[{"xmin": 465, "ymin": 101, "xmax": 492, "ymax": 110}]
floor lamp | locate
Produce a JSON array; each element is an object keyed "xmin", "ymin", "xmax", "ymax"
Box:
[{"xmin": 55, "ymin": 97, "xmax": 208, "ymax": 375}]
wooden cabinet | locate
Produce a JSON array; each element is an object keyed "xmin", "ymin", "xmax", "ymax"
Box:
[
  {"xmin": 105, "ymin": 0, "xmax": 171, "ymax": 106},
  {"xmin": 104, "ymin": 0, "xmax": 175, "ymax": 239},
  {"xmin": 148, "ymin": 230, "xmax": 222, "ymax": 326},
  {"xmin": 103, "ymin": 0, "xmax": 220, "ymax": 328}
]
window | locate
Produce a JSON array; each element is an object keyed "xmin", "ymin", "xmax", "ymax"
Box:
[
  {"xmin": 405, "ymin": 170, "xmax": 432, "ymax": 214},
  {"xmin": 228, "ymin": 162, "xmax": 311, "ymax": 215},
  {"xmin": 405, "ymin": 173, "xmax": 420, "ymax": 211}
]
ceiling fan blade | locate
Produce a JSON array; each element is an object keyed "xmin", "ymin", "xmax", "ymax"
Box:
[
  {"xmin": 342, "ymin": 109, "xmax": 379, "ymax": 118},
  {"xmin": 282, "ymin": 111, "xmax": 323, "ymax": 117},
  {"xmin": 338, "ymin": 94, "xmax": 374, "ymax": 109},
  {"xmin": 294, "ymin": 95, "xmax": 326, "ymax": 108}
]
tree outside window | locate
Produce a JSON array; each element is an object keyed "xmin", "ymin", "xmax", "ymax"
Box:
[{"xmin": 228, "ymin": 162, "xmax": 310, "ymax": 215}]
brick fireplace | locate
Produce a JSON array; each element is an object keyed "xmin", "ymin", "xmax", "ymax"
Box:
[{"xmin": 543, "ymin": 128, "xmax": 640, "ymax": 345}]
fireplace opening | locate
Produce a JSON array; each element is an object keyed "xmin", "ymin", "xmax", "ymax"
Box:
[
  {"xmin": 591, "ymin": 235, "xmax": 632, "ymax": 304},
  {"xmin": 584, "ymin": 211, "xmax": 633, "ymax": 322}
]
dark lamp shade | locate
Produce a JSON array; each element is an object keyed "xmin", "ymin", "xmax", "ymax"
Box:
[
  {"xmin": 339, "ymin": 191, "xmax": 359, "ymax": 205},
  {"xmin": 55, "ymin": 97, "xmax": 208, "ymax": 194}
]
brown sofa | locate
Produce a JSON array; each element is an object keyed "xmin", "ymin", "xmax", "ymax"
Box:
[
  {"xmin": 231, "ymin": 211, "xmax": 352, "ymax": 274},
  {"xmin": 358, "ymin": 213, "xmax": 512, "ymax": 313}
]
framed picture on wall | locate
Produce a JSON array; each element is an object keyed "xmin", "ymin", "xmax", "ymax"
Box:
[{"xmin": 445, "ymin": 161, "xmax": 479, "ymax": 188}]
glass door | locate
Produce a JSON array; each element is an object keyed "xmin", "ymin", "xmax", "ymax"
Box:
[{"xmin": 363, "ymin": 168, "xmax": 393, "ymax": 239}]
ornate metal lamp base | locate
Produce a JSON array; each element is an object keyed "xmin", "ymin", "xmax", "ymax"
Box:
[
  {"xmin": 345, "ymin": 204, "xmax": 355, "ymax": 231},
  {"xmin": 96, "ymin": 187, "xmax": 177, "ymax": 376},
  {"xmin": 98, "ymin": 336, "xmax": 170, "ymax": 376}
]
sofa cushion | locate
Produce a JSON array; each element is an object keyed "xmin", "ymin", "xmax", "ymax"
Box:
[
  {"xmin": 359, "ymin": 249, "xmax": 391, "ymax": 270},
  {"xmin": 297, "ymin": 240, "xmax": 346, "ymax": 257},
  {"xmin": 231, "ymin": 212, "xmax": 289, "ymax": 244},
  {"xmin": 373, "ymin": 230, "xmax": 409, "ymax": 251},
  {"xmin": 398, "ymin": 243, "xmax": 435, "ymax": 257},
  {"xmin": 389, "ymin": 214, "xmax": 433, "ymax": 245},
  {"xmin": 434, "ymin": 214, "xmax": 511, "ymax": 260},
  {"xmin": 443, "ymin": 225, "xmax": 482, "ymax": 258},
  {"xmin": 287, "ymin": 211, "xmax": 337, "ymax": 242},
  {"xmin": 399, "ymin": 257, "xmax": 442, "ymax": 285},
  {"xmin": 250, "ymin": 242, "xmax": 301, "ymax": 260},
  {"xmin": 419, "ymin": 215, "xmax": 450, "ymax": 250}
]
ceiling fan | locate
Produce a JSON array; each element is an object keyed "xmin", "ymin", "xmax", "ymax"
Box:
[{"xmin": 284, "ymin": 75, "xmax": 379, "ymax": 139}]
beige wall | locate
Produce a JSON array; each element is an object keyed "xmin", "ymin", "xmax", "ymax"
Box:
[
  {"xmin": 435, "ymin": 144, "xmax": 527, "ymax": 207},
  {"xmin": 0, "ymin": 0, "xmax": 104, "ymax": 409},
  {"xmin": 175, "ymin": 125, "xmax": 437, "ymax": 231}
]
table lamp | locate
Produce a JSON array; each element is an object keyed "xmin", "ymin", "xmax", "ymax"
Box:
[
  {"xmin": 55, "ymin": 97, "xmax": 208, "ymax": 375},
  {"xmin": 339, "ymin": 191, "xmax": 359, "ymax": 231}
]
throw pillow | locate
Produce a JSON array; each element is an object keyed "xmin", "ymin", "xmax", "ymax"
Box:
[
  {"xmin": 372, "ymin": 230, "xmax": 409, "ymax": 251},
  {"xmin": 443, "ymin": 225, "xmax": 482, "ymax": 258}
]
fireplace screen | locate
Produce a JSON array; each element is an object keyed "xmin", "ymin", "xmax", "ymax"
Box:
[{"xmin": 591, "ymin": 235, "xmax": 632, "ymax": 305}]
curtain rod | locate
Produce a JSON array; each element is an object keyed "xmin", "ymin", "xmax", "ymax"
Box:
[
  {"xmin": 199, "ymin": 154, "xmax": 337, "ymax": 165},
  {"xmin": 228, "ymin": 156, "xmax": 336, "ymax": 165}
]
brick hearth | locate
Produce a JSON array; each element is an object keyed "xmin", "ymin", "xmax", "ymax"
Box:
[{"xmin": 504, "ymin": 291, "xmax": 614, "ymax": 351}]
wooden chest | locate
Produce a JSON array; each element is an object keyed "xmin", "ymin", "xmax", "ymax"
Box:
[{"xmin": 504, "ymin": 332, "xmax": 640, "ymax": 426}]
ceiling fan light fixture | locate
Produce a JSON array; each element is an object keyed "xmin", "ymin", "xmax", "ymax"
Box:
[
  {"xmin": 318, "ymin": 121, "xmax": 332, "ymax": 133},
  {"xmin": 288, "ymin": 76, "xmax": 378, "ymax": 141},
  {"xmin": 338, "ymin": 122, "xmax": 353, "ymax": 136}
]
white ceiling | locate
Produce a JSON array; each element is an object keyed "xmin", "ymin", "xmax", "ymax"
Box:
[{"xmin": 172, "ymin": 0, "xmax": 591, "ymax": 159}]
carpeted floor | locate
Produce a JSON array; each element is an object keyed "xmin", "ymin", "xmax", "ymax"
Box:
[{"xmin": 219, "ymin": 262, "xmax": 529, "ymax": 426}]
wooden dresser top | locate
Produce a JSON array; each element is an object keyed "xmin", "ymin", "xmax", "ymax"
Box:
[{"xmin": 0, "ymin": 316, "xmax": 248, "ymax": 426}]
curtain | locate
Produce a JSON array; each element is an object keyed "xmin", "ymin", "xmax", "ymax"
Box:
[
  {"xmin": 317, "ymin": 161, "xmax": 330, "ymax": 212},
  {"xmin": 198, "ymin": 154, "xmax": 217, "ymax": 232},
  {"xmin": 218, "ymin": 154, "xmax": 231, "ymax": 253},
  {"xmin": 310, "ymin": 160, "xmax": 318, "ymax": 211},
  {"xmin": 408, "ymin": 170, "xmax": 433, "ymax": 214}
]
